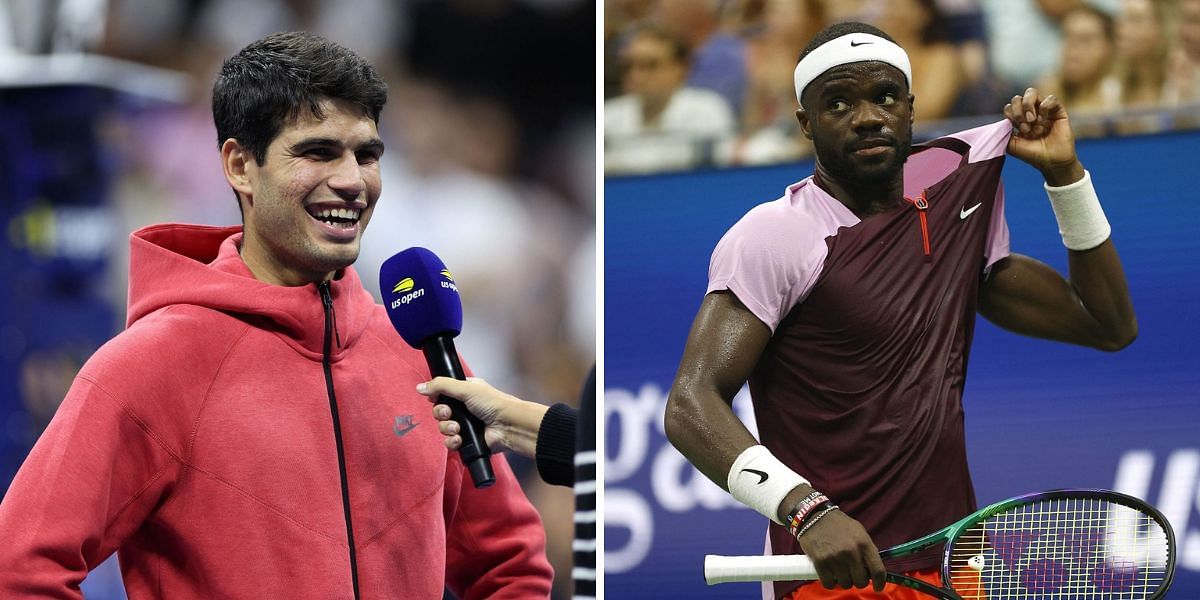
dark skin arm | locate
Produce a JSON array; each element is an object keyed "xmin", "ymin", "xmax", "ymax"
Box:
[
  {"xmin": 981, "ymin": 88, "xmax": 1137, "ymax": 349},
  {"xmin": 664, "ymin": 291, "xmax": 886, "ymax": 592}
]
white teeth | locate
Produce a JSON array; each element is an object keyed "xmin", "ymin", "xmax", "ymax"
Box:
[{"xmin": 310, "ymin": 207, "xmax": 360, "ymax": 221}]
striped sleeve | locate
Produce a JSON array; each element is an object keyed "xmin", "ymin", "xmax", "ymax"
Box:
[{"xmin": 573, "ymin": 367, "xmax": 596, "ymax": 600}]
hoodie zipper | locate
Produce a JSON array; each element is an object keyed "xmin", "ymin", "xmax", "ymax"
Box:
[
  {"xmin": 905, "ymin": 190, "xmax": 932, "ymax": 262},
  {"xmin": 319, "ymin": 282, "xmax": 359, "ymax": 600}
]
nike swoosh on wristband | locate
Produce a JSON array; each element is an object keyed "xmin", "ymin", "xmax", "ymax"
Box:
[
  {"xmin": 960, "ymin": 203, "xmax": 983, "ymax": 220},
  {"xmin": 850, "ymin": 40, "xmax": 873, "ymax": 47},
  {"xmin": 742, "ymin": 468, "xmax": 769, "ymax": 484}
]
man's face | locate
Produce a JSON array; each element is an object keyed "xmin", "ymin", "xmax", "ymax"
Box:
[
  {"xmin": 1061, "ymin": 10, "xmax": 1113, "ymax": 85},
  {"xmin": 238, "ymin": 97, "xmax": 384, "ymax": 285},
  {"xmin": 797, "ymin": 62, "xmax": 914, "ymax": 185},
  {"xmin": 1116, "ymin": 0, "xmax": 1162, "ymax": 62},
  {"xmin": 620, "ymin": 33, "xmax": 687, "ymax": 104}
]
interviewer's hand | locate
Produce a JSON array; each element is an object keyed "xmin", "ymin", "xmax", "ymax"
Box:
[{"xmin": 416, "ymin": 377, "xmax": 548, "ymax": 459}]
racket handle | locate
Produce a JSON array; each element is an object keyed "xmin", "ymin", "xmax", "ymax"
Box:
[{"xmin": 704, "ymin": 554, "xmax": 819, "ymax": 584}]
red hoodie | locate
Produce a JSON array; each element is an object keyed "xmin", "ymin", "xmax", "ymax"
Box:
[{"xmin": 0, "ymin": 224, "xmax": 553, "ymax": 599}]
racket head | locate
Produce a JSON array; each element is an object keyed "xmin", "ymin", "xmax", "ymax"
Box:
[{"xmin": 942, "ymin": 489, "xmax": 1176, "ymax": 600}]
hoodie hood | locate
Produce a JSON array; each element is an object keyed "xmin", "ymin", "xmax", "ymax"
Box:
[{"xmin": 126, "ymin": 223, "xmax": 377, "ymax": 361}]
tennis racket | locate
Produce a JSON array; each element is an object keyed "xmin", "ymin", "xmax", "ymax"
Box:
[{"xmin": 705, "ymin": 488, "xmax": 1176, "ymax": 599}]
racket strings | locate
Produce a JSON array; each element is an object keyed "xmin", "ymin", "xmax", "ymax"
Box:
[{"xmin": 945, "ymin": 497, "xmax": 1171, "ymax": 599}]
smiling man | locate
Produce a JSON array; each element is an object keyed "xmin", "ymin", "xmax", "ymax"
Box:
[
  {"xmin": 226, "ymin": 95, "xmax": 385, "ymax": 286},
  {"xmin": 664, "ymin": 22, "xmax": 1136, "ymax": 600},
  {"xmin": 0, "ymin": 32, "xmax": 552, "ymax": 599}
]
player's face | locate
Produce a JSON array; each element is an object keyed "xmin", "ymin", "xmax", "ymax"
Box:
[
  {"xmin": 240, "ymin": 98, "xmax": 384, "ymax": 285},
  {"xmin": 798, "ymin": 62, "xmax": 914, "ymax": 185}
]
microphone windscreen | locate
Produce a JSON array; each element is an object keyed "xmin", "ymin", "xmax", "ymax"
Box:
[{"xmin": 380, "ymin": 247, "xmax": 463, "ymax": 348}]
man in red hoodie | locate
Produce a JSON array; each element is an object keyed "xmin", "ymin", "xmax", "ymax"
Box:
[{"xmin": 0, "ymin": 32, "xmax": 553, "ymax": 599}]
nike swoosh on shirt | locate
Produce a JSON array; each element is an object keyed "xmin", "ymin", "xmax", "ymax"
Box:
[
  {"xmin": 394, "ymin": 415, "xmax": 418, "ymax": 437},
  {"xmin": 742, "ymin": 468, "xmax": 769, "ymax": 484},
  {"xmin": 960, "ymin": 203, "xmax": 983, "ymax": 220}
]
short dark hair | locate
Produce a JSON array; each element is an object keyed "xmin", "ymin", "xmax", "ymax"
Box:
[
  {"xmin": 1065, "ymin": 5, "xmax": 1115, "ymax": 41},
  {"xmin": 798, "ymin": 22, "xmax": 898, "ymax": 63},
  {"xmin": 213, "ymin": 31, "xmax": 388, "ymax": 166},
  {"xmin": 626, "ymin": 23, "xmax": 690, "ymax": 65}
]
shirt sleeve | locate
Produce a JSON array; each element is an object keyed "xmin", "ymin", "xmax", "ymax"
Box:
[
  {"xmin": 951, "ymin": 119, "xmax": 1013, "ymax": 273},
  {"xmin": 706, "ymin": 208, "xmax": 825, "ymax": 332},
  {"xmin": 0, "ymin": 376, "xmax": 181, "ymax": 598},
  {"xmin": 443, "ymin": 452, "xmax": 554, "ymax": 599},
  {"xmin": 984, "ymin": 179, "xmax": 1012, "ymax": 272},
  {"xmin": 535, "ymin": 403, "xmax": 577, "ymax": 487}
]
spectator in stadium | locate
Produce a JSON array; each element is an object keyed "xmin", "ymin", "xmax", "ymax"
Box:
[
  {"xmin": 656, "ymin": 0, "xmax": 749, "ymax": 116},
  {"xmin": 605, "ymin": 24, "xmax": 736, "ymax": 173},
  {"xmin": 874, "ymin": 0, "xmax": 968, "ymax": 125},
  {"xmin": 735, "ymin": 0, "xmax": 828, "ymax": 165},
  {"xmin": 931, "ymin": 0, "xmax": 1008, "ymax": 118},
  {"xmin": 1168, "ymin": 0, "xmax": 1200, "ymax": 109},
  {"xmin": 1111, "ymin": 0, "xmax": 1172, "ymax": 131},
  {"xmin": 605, "ymin": 0, "xmax": 659, "ymax": 99},
  {"xmin": 983, "ymin": 0, "xmax": 1115, "ymax": 91},
  {"xmin": 1035, "ymin": 5, "xmax": 1120, "ymax": 133}
]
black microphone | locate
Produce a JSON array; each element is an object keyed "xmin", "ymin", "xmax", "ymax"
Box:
[{"xmin": 380, "ymin": 248, "xmax": 495, "ymax": 488}]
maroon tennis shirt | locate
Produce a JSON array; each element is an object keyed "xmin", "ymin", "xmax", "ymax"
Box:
[{"xmin": 707, "ymin": 120, "xmax": 1014, "ymax": 597}]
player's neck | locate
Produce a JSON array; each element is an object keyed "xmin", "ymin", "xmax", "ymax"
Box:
[{"xmin": 813, "ymin": 167, "xmax": 904, "ymax": 217}]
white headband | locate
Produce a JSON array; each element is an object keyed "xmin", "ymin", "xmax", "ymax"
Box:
[{"xmin": 793, "ymin": 33, "xmax": 912, "ymax": 108}]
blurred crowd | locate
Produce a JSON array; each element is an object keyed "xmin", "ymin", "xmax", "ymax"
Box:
[
  {"xmin": 604, "ymin": 0, "xmax": 1200, "ymax": 174},
  {"xmin": 2, "ymin": 0, "xmax": 593, "ymax": 598}
]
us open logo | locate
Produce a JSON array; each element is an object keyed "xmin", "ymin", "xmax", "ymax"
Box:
[
  {"xmin": 440, "ymin": 269, "xmax": 458, "ymax": 292},
  {"xmin": 390, "ymin": 276, "xmax": 425, "ymax": 309},
  {"xmin": 392, "ymin": 277, "xmax": 414, "ymax": 293}
]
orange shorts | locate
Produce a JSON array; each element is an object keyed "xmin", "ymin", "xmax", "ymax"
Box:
[{"xmin": 785, "ymin": 567, "xmax": 987, "ymax": 599}]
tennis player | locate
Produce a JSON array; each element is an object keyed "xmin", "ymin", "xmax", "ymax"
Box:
[
  {"xmin": 664, "ymin": 21, "xmax": 1136, "ymax": 600},
  {"xmin": 0, "ymin": 32, "xmax": 552, "ymax": 599}
]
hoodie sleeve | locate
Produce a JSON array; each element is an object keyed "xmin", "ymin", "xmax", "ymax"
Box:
[
  {"xmin": 0, "ymin": 374, "xmax": 181, "ymax": 597},
  {"xmin": 443, "ymin": 453, "xmax": 554, "ymax": 599}
]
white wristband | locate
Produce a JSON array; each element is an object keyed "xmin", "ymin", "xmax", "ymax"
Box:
[
  {"xmin": 727, "ymin": 445, "xmax": 808, "ymax": 525},
  {"xmin": 1045, "ymin": 170, "xmax": 1111, "ymax": 251}
]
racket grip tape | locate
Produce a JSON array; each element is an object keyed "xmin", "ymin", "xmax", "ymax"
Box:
[{"xmin": 704, "ymin": 554, "xmax": 819, "ymax": 584}]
